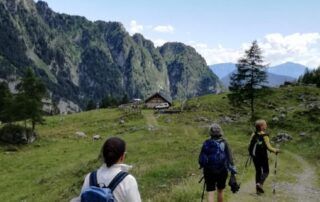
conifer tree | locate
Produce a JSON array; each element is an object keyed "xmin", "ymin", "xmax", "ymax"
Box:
[{"xmin": 229, "ymin": 41, "xmax": 267, "ymax": 118}]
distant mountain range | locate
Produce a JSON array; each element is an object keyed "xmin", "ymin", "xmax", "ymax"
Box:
[
  {"xmin": 210, "ymin": 62, "xmax": 308, "ymax": 87},
  {"xmin": 268, "ymin": 62, "xmax": 308, "ymax": 78}
]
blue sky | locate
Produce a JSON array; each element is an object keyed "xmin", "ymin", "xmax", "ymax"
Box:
[{"xmin": 39, "ymin": 0, "xmax": 320, "ymax": 67}]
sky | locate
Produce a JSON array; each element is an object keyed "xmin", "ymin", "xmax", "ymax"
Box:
[{"xmin": 38, "ymin": 0, "xmax": 320, "ymax": 68}]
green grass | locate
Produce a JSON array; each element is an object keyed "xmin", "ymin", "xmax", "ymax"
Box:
[{"xmin": 0, "ymin": 86, "xmax": 319, "ymax": 201}]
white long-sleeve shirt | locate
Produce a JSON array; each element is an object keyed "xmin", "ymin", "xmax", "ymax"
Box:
[{"xmin": 71, "ymin": 163, "xmax": 141, "ymax": 202}]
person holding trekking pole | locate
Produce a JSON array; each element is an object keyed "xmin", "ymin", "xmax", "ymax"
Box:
[
  {"xmin": 248, "ymin": 119, "xmax": 280, "ymax": 194},
  {"xmin": 199, "ymin": 124, "xmax": 237, "ymax": 202}
]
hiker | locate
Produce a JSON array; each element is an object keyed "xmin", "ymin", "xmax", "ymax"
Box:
[
  {"xmin": 248, "ymin": 119, "xmax": 280, "ymax": 194},
  {"xmin": 199, "ymin": 124, "xmax": 237, "ymax": 202},
  {"xmin": 71, "ymin": 137, "xmax": 141, "ymax": 202}
]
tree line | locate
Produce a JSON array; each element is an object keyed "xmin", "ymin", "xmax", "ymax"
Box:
[
  {"xmin": 86, "ymin": 94, "xmax": 130, "ymax": 111},
  {"xmin": 298, "ymin": 67, "xmax": 320, "ymax": 87}
]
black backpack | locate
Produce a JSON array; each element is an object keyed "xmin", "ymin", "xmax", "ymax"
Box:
[{"xmin": 248, "ymin": 132, "xmax": 266, "ymax": 157}]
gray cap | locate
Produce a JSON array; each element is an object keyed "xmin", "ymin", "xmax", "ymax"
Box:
[{"xmin": 209, "ymin": 123, "xmax": 223, "ymax": 137}]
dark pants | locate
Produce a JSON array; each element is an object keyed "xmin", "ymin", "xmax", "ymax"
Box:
[
  {"xmin": 204, "ymin": 168, "xmax": 228, "ymax": 191},
  {"xmin": 253, "ymin": 157, "xmax": 269, "ymax": 185}
]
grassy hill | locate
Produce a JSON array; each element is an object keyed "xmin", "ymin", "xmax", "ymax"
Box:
[{"xmin": 0, "ymin": 85, "xmax": 319, "ymax": 201}]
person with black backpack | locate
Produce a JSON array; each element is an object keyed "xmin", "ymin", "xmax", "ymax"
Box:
[
  {"xmin": 71, "ymin": 137, "xmax": 141, "ymax": 202},
  {"xmin": 248, "ymin": 119, "xmax": 280, "ymax": 194},
  {"xmin": 199, "ymin": 124, "xmax": 237, "ymax": 202}
]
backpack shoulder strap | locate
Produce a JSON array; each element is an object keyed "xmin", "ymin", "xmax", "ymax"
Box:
[
  {"xmin": 108, "ymin": 171, "xmax": 129, "ymax": 192},
  {"xmin": 89, "ymin": 170, "xmax": 98, "ymax": 187}
]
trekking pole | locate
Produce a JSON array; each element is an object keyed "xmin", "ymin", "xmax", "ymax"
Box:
[
  {"xmin": 198, "ymin": 176, "xmax": 205, "ymax": 202},
  {"xmin": 272, "ymin": 144, "xmax": 280, "ymax": 195},
  {"xmin": 239, "ymin": 155, "xmax": 251, "ymax": 185}
]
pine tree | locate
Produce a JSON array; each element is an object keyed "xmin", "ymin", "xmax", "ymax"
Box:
[
  {"xmin": 299, "ymin": 66, "xmax": 320, "ymax": 87},
  {"xmin": 16, "ymin": 68, "xmax": 46, "ymax": 131},
  {"xmin": 121, "ymin": 94, "xmax": 129, "ymax": 104},
  {"xmin": 0, "ymin": 82, "xmax": 13, "ymax": 123},
  {"xmin": 228, "ymin": 41, "xmax": 267, "ymax": 119},
  {"xmin": 86, "ymin": 100, "xmax": 96, "ymax": 111}
]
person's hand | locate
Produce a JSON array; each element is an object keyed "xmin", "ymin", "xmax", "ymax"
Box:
[
  {"xmin": 275, "ymin": 149, "xmax": 281, "ymax": 154},
  {"xmin": 229, "ymin": 165, "xmax": 237, "ymax": 175}
]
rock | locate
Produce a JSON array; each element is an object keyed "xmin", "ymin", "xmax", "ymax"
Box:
[
  {"xmin": 278, "ymin": 107, "xmax": 286, "ymax": 113},
  {"xmin": 75, "ymin": 131, "xmax": 86, "ymax": 138},
  {"xmin": 306, "ymin": 101, "xmax": 320, "ymax": 110},
  {"xmin": 119, "ymin": 119, "xmax": 125, "ymax": 124},
  {"xmin": 219, "ymin": 116, "xmax": 233, "ymax": 124},
  {"xmin": 280, "ymin": 113, "xmax": 286, "ymax": 119},
  {"xmin": 195, "ymin": 116, "xmax": 210, "ymax": 123},
  {"xmin": 272, "ymin": 117, "xmax": 279, "ymax": 122},
  {"xmin": 299, "ymin": 132, "xmax": 307, "ymax": 137},
  {"xmin": 92, "ymin": 134, "xmax": 101, "ymax": 140},
  {"xmin": 148, "ymin": 125, "xmax": 156, "ymax": 131},
  {"xmin": 272, "ymin": 132, "xmax": 293, "ymax": 143},
  {"xmin": 165, "ymin": 118, "xmax": 172, "ymax": 123},
  {"xmin": 298, "ymin": 94, "xmax": 305, "ymax": 102},
  {"xmin": 267, "ymin": 102, "xmax": 276, "ymax": 109}
]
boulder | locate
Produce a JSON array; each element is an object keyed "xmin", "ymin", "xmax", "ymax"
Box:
[
  {"xmin": 272, "ymin": 117, "xmax": 279, "ymax": 122},
  {"xmin": 195, "ymin": 116, "xmax": 210, "ymax": 123},
  {"xmin": 75, "ymin": 131, "xmax": 86, "ymax": 138},
  {"xmin": 299, "ymin": 132, "xmax": 307, "ymax": 137},
  {"xmin": 219, "ymin": 116, "xmax": 233, "ymax": 124},
  {"xmin": 279, "ymin": 113, "xmax": 286, "ymax": 119},
  {"xmin": 92, "ymin": 134, "xmax": 101, "ymax": 140},
  {"xmin": 272, "ymin": 132, "xmax": 293, "ymax": 143}
]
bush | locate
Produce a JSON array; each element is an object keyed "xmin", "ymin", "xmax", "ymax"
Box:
[{"xmin": 0, "ymin": 124, "xmax": 36, "ymax": 144}]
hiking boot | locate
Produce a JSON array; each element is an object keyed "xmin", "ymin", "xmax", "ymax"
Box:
[{"xmin": 256, "ymin": 184, "xmax": 264, "ymax": 194}]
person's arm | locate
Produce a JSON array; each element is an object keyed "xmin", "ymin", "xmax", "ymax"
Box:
[
  {"xmin": 224, "ymin": 140, "xmax": 234, "ymax": 166},
  {"xmin": 263, "ymin": 135, "xmax": 277, "ymax": 153},
  {"xmin": 224, "ymin": 140, "xmax": 237, "ymax": 174},
  {"xmin": 124, "ymin": 175, "xmax": 141, "ymax": 202}
]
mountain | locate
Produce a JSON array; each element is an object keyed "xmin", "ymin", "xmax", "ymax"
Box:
[
  {"xmin": 221, "ymin": 71, "xmax": 295, "ymax": 87},
  {"xmin": 268, "ymin": 62, "xmax": 308, "ymax": 79},
  {"xmin": 0, "ymin": 0, "xmax": 221, "ymax": 113},
  {"xmin": 209, "ymin": 63, "xmax": 236, "ymax": 78},
  {"xmin": 160, "ymin": 43, "xmax": 221, "ymax": 98}
]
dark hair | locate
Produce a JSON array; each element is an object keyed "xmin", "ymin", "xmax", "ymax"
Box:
[{"xmin": 102, "ymin": 137, "xmax": 126, "ymax": 167}]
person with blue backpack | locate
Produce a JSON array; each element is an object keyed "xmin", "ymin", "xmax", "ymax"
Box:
[
  {"xmin": 199, "ymin": 124, "xmax": 237, "ymax": 202},
  {"xmin": 72, "ymin": 137, "xmax": 141, "ymax": 202}
]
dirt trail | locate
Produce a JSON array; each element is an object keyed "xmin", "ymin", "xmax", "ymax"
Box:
[
  {"xmin": 229, "ymin": 151, "xmax": 320, "ymax": 202},
  {"xmin": 275, "ymin": 151, "xmax": 319, "ymax": 202},
  {"xmin": 144, "ymin": 111, "xmax": 158, "ymax": 127}
]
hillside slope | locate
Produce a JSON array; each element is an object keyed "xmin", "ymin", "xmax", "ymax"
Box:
[{"xmin": 0, "ymin": 85, "xmax": 319, "ymax": 201}]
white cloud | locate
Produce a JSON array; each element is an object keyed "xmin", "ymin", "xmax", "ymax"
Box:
[
  {"xmin": 153, "ymin": 25, "xmax": 174, "ymax": 33},
  {"xmin": 189, "ymin": 33, "xmax": 320, "ymax": 68},
  {"xmin": 129, "ymin": 20, "xmax": 143, "ymax": 34},
  {"xmin": 153, "ymin": 39, "xmax": 168, "ymax": 47},
  {"xmin": 188, "ymin": 41, "xmax": 243, "ymax": 65}
]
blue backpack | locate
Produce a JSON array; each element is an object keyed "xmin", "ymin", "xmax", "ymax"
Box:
[
  {"xmin": 81, "ymin": 171, "xmax": 128, "ymax": 202},
  {"xmin": 199, "ymin": 139, "xmax": 227, "ymax": 170}
]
